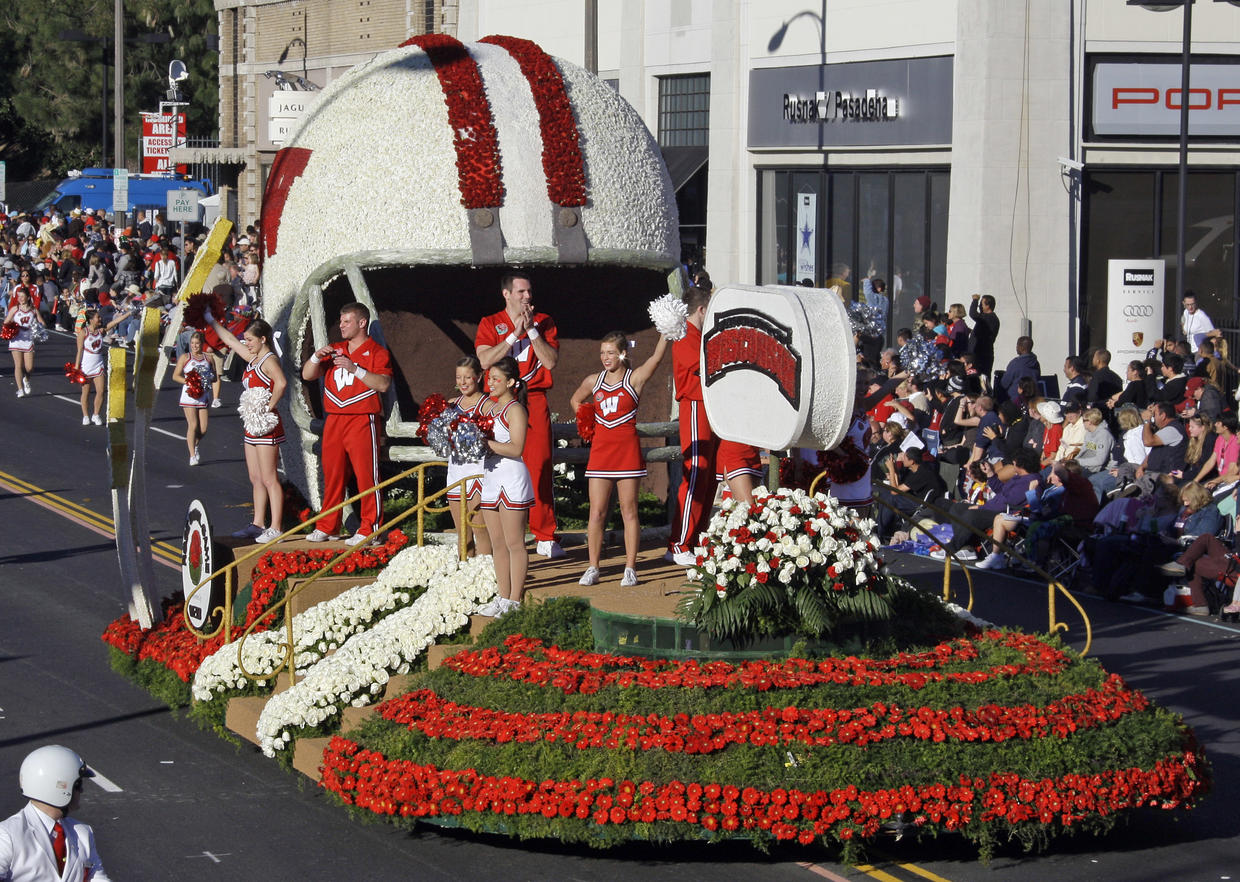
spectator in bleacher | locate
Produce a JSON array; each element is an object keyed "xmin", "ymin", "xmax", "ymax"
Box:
[
  {"xmin": 1077, "ymin": 408, "xmax": 1114, "ymax": 477},
  {"xmin": 1062, "ymin": 355, "xmax": 1088, "ymax": 407},
  {"xmin": 1056, "ymin": 401, "xmax": 1086, "ymax": 464},
  {"xmin": 1199, "ymin": 414, "xmax": 1240, "ymax": 495},
  {"xmin": 998, "ymin": 335, "xmax": 1039, "ymax": 404},
  {"xmin": 1086, "ymin": 349, "xmax": 1123, "ymax": 407},
  {"xmin": 1180, "ymin": 293, "xmax": 1214, "ymax": 355},
  {"xmin": 876, "ymin": 446, "xmax": 946, "ymax": 543},
  {"xmin": 1035, "ymin": 399, "xmax": 1064, "ymax": 469},
  {"xmin": 945, "ymin": 303, "xmax": 970, "ymax": 357},
  {"xmin": 1155, "ymin": 353, "xmax": 1189, "ymax": 410},
  {"xmin": 1176, "ymin": 413, "xmax": 1217, "ymax": 487},
  {"xmin": 1185, "ymin": 376, "xmax": 1224, "ymax": 423},
  {"xmin": 931, "ymin": 449, "xmax": 1043, "ymax": 563}
]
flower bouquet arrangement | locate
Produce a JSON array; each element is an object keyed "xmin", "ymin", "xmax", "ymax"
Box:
[{"xmin": 678, "ymin": 486, "xmax": 891, "ymax": 644}]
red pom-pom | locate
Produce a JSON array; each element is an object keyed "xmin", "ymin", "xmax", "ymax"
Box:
[
  {"xmin": 576, "ymin": 402, "xmax": 596, "ymax": 445},
  {"xmin": 472, "ymin": 412, "xmax": 495, "ymax": 439},
  {"xmin": 416, "ymin": 394, "xmax": 450, "ymax": 443},
  {"xmin": 1, "ymin": 322, "xmax": 18, "ymax": 341},
  {"xmin": 182, "ymin": 291, "xmax": 227, "ymax": 330},
  {"xmin": 64, "ymin": 362, "xmax": 77, "ymax": 379},
  {"xmin": 185, "ymin": 369, "xmax": 205, "ymax": 400},
  {"xmin": 64, "ymin": 363, "xmax": 88, "ymax": 385}
]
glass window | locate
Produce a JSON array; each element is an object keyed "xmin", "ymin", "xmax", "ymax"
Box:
[
  {"xmin": 892, "ymin": 173, "xmax": 927, "ymax": 334},
  {"xmin": 1082, "ymin": 172, "xmax": 1156, "ymax": 349},
  {"xmin": 657, "ymin": 74, "xmax": 710, "ymax": 148},
  {"xmin": 928, "ymin": 172, "xmax": 950, "ymax": 305},
  {"xmin": 759, "ymin": 170, "xmax": 791, "ymax": 286},
  {"xmin": 829, "ymin": 174, "xmax": 855, "ymax": 296},
  {"xmin": 1160, "ymin": 172, "xmax": 1235, "ymax": 328}
]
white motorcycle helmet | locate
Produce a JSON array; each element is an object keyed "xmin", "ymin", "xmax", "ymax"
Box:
[
  {"xmin": 20, "ymin": 745, "xmax": 93, "ymax": 808},
  {"xmin": 257, "ymin": 35, "xmax": 683, "ymax": 505}
]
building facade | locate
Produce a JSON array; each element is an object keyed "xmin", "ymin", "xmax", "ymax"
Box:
[{"xmin": 200, "ymin": 0, "xmax": 1240, "ymax": 374}]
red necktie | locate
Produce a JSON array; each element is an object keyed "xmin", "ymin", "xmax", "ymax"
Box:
[{"xmin": 51, "ymin": 820, "xmax": 67, "ymax": 874}]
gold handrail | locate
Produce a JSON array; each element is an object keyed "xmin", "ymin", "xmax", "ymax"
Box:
[
  {"xmin": 806, "ymin": 472, "xmax": 1090, "ymax": 656},
  {"xmin": 230, "ymin": 469, "xmax": 478, "ymax": 687},
  {"xmin": 182, "ymin": 461, "xmax": 478, "ymax": 642}
]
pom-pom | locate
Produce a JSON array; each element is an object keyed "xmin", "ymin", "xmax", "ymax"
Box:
[
  {"xmin": 63, "ymin": 362, "xmax": 88, "ymax": 385},
  {"xmin": 576, "ymin": 402, "xmax": 596, "ymax": 444},
  {"xmin": 899, "ymin": 336, "xmax": 940, "ymax": 381},
  {"xmin": 473, "ymin": 412, "xmax": 495, "ymax": 439},
  {"xmin": 31, "ymin": 326, "xmax": 48, "ymax": 344},
  {"xmin": 847, "ymin": 301, "xmax": 886, "ymax": 339},
  {"xmin": 425, "ymin": 412, "xmax": 454, "ymax": 458},
  {"xmin": 416, "ymin": 393, "xmax": 450, "ymax": 444},
  {"xmin": 183, "ymin": 291, "xmax": 227, "ymax": 330},
  {"xmin": 239, "ymin": 387, "xmax": 279, "ymax": 436},
  {"xmin": 648, "ymin": 293, "xmax": 688, "ymax": 341},
  {"xmin": 450, "ymin": 418, "xmax": 489, "ymax": 464},
  {"xmin": 0, "ymin": 322, "xmax": 18, "ymax": 341},
  {"xmin": 185, "ymin": 369, "xmax": 206, "ymax": 400}
]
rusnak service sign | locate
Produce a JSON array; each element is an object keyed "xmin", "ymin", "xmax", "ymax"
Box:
[
  {"xmin": 1092, "ymin": 61, "xmax": 1240, "ymax": 137},
  {"xmin": 1107, "ymin": 259, "xmax": 1165, "ymax": 368}
]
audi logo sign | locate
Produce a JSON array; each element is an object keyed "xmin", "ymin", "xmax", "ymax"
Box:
[
  {"xmin": 1108, "ymin": 259, "xmax": 1164, "ymax": 367},
  {"xmin": 1123, "ymin": 305, "xmax": 1155, "ymax": 317},
  {"xmin": 1093, "ymin": 62, "xmax": 1240, "ymax": 137}
]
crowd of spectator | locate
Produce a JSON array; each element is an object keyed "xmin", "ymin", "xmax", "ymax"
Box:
[
  {"xmin": 0, "ymin": 206, "xmax": 262, "ymax": 349},
  {"xmin": 859, "ymin": 288, "xmax": 1240, "ymax": 619}
]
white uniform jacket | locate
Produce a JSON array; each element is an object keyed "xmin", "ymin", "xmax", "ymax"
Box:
[{"xmin": 0, "ymin": 803, "xmax": 110, "ymax": 881}]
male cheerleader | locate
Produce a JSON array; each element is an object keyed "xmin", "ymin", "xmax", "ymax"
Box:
[
  {"xmin": 302, "ymin": 302, "xmax": 393, "ymax": 545},
  {"xmin": 476, "ymin": 272, "xmax": 564, "ymax": 558}
]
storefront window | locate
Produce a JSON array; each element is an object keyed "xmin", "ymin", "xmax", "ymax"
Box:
[
  {"xmin": 1082, "ymin": 170, "xmax": 1237, "ymax": 349},
  {"xmin": 756, "ymin": 167, "xmax": 950, "ymax": 344}
]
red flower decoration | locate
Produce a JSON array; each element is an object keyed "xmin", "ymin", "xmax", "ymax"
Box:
[
  {"xmin": 402, "ymin": 34, "xmax": 504, "ymax": 209},
  {"xmin": 480, "ymin": 36, "xmax": 586, "ymax": 207},
  {"xmin": 576, "ymin": 403, "xmax": 596, "ymax": 445}
]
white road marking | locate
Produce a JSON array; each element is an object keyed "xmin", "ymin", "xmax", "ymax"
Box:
[
  {"xmin": 88, "ymin": 770, "xmax": 123, "ymax": 793},
  {"xmin": 52, "ymin": 393, "xmax": 190, "ymax": 440},
  {"xmin": 187, "ymin": 852, "xmax": 231, "ymax": 863}
]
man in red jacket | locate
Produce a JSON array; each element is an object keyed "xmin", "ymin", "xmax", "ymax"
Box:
[
  {"xmin": 302, "ymin": 302, "xmax": 393, "ymax": 545},
  {"xmin": 476, "ymin": 272, "xmax": 564, "ymax": 558},
  {"xmin": 667, "ymin": 285, "xmax": 717, "ymax": 566}
]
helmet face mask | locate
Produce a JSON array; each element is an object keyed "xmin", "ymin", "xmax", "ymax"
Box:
[{"xmin": 20, "ymin": 745, "xmax": 92, "ymax": 809}]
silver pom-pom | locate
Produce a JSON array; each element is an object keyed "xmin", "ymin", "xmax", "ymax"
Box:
[
  {"xmin": 238, "ymin": 387, "xmax": 279, "ymax": 436},
  {"xmin": 31, "ymin": 326, "xmax": 49, "ymax": 344},
  {"xmin": 648, "ymin": 293, "xmax": 688, "ymax": 341},
  {"xmin": 426, "ymin": 412, "xmax": 454, "ymax": 459},
  {"xmin": 847, "ymin": 301, "xmax": 885, "ymax": 339},
  {"xmin": 450, "ymin": 419, "xmax": 488, "ymax": 465},
  {"xmin": 899, "ymin": 336, "xmax": 939, "ymax": 380}
]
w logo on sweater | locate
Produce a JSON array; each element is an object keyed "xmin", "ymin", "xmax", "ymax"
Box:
[
  {"xmin": 333, "ymin": 367, "xmax": 356, "ymax": 389},
  {"xmin": 599, "ymin": 395, "xmax": 620, "ymax": 417}
]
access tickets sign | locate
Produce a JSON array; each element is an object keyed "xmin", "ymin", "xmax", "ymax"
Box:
[{"xmin": 141, "ymin": 111, "xmax": 187, "ymax": 174}]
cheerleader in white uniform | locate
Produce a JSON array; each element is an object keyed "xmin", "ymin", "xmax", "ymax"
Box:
[
  {"xmin": 74, "ymin": 308, "xmax": 128, "ymax": 425},
  {"xmin": 6, "ymin": 287, "xmax": 44, "ymax": 398},
  {"xmin": 446, "ymin": 356, "xmax": 491, "ymax": 557},
  {"xmin": 172, "ymin": 331, "xmax": 215, "ymax": 464},
  {"xmin": 479, "ymin": 356, "xmax": 534, "ymax": 614}
]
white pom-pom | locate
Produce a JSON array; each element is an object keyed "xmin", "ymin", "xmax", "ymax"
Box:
[
  {"xmin": 648, "ymin": 293, "xmax": 688, "ymax": 341},
  {"xmin": 239, "ymin": 387, "xmax": 280, "ymax": 436}
]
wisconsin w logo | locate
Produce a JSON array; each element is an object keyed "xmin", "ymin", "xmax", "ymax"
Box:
[
  {"xmin": 599, "ymin": 395, "xmax": 620, "ymax": 417},
  {"xmin": 333, "ymin": 367, "xmax": 356, "ymax": 389}
]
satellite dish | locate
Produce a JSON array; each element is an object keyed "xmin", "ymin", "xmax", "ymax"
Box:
[{"xmin": 168, "ymin": 60, "xmax": 188, "ymax": 83}]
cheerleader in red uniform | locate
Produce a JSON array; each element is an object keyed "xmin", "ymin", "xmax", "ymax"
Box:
[
  {"xmin": 205, "ymin": 310, "xmax": 287, "ymax": 544},
  {"xmin": 6, "ymin": 286, "xmax": 44, "ymax": 398},
  {"xmin": 569, "ymin": 330, "xmax": 668, "ymax": 587},
  {"xmin": 172, "ymin": 331, "xmax": 214, "ymax": 464},
  {"xmin": 446, "ymin": 356, "xmax": 491, "ymax": 557},
  {"xmin": 74, "ymin": 308, "xmax": 127, "ymax": 425}
]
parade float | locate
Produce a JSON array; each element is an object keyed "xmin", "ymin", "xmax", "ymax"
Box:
[{"xmin": 102, "ymin": 35, "xmax": 1208, "ymax": 862}]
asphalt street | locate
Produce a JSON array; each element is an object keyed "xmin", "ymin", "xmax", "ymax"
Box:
[{"xmin": 0, "ymin": 332, "xmax": 1237, "ymax": 881}]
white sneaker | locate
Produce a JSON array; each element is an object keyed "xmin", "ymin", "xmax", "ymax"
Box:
[
  {"xmin": 255, "ymin": 527, "xmax": 282, "ymax": 544},
  {"xmin": 22, "ymin": 377, "xmax": 30, "ymax": 394},
  {"xmin": 672, "ymin": 550, "xmax": 698, "ymax": 567},
  {"xmin": 189, "ymin": 452, "xmax": 199, "ymax": 466},
  {"xmin": 210, "ymin": 398, "xmax": 222, "ymax": 409},
  {"xmin": 536, "ymin": 539, "xmax": 566, "ymax": 559},
  {"xmin": 477, "ymin": 599, "xmax": 502, "ymax": 616},
  {"xmin": 578, "ymin": 566, "xmax": 600, "ymax": 586},
  {"xmin": 620, "ymin": 567, "xmax": 638, "ymax": 587},
  {"xmin": 82, "ymin": 415, "xmax": 90, "ymax": 426},
  {"xmin": 91, "ymin": 414, "xmax": 103, "ymax": 426},
  {"xmin": 976, "ymin": 552, "xmax": 1006, "ymax": 570},
  {"xmin": 345, "ymin": 531, "xmax": 375, "ymax": 547},
  {"xmin": 15, "ymin": 389, "xmax": 24, "ymax": 399},
  {"xmin": 494, "ymin": 599, "xmax": 521, "ymax": 618},
  {"xmin": 305, "ymin": 529, "xmax": 339, "ymax": 543}
]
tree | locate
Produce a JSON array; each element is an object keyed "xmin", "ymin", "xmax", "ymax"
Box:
[{"xmin": 0, "ymin": 0, "xmax": 218, "ymax": 179}]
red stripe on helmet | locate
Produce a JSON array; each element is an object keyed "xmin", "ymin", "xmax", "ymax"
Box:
[
  {"xmin": 401, "ymin": 34, "xmax": 504, "ymax": 209},
  {"xmin": 480, "ymin": 35, "xmax": 586, "ymax": 207},
  {"xmin": 259, "ymin": 146, "xmax": 313, "ymax": 260}
]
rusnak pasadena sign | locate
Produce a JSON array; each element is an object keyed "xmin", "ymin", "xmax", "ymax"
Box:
[
  {"xmin": 748, "ymin": 56, "xmax": 952, "ymax": 149},
  {"xmin": 1091, "ymin": 60, "xmax": 1240, "ymax": 137}
]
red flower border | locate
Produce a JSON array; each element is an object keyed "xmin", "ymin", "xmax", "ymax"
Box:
[
  {"xmin": 101, "ymin": 531, "xmax": 411, "ymax": 683},
  {"xmin": 376, "ymin": 675, "xmax": 1149, "ymax": 753},
  {"xmin": 441, "ymin": 632, "xmax": 1071, "ymax": 695},
  {"xmin": 480, "ymin": 35, "xmax": 587, "ymax": 207},
  {"xmin": 401, "ymin": 34, "xmax": 504, "ymax": 209},
  {"xmin": 320, "ymin": 735, "xmax": 1209, "ymax": 843}
]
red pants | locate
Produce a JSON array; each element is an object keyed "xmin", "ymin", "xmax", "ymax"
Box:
[
  {"xmin": 316, "ymin": 413, "xmax": 383, "ymax": 536},
  {"xmin": 670, "ymin": 399, "xmax": 717, "ymax": 554},
  {"xmin": 523, "ymin": 392, "xmax": 557, "ymax": 542}
]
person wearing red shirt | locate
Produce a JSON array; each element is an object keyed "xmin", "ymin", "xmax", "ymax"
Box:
[
  {"xmin": 475, "ymin": 272, "xmax": 564, "ymax": 558},
  {"xmin": 302, "ymin": 302, "xmax": 393, "ymax": 546},
  {"xmin": 667, "ymin": 285, "xmax": 717, "ymax": 566},
  {"xmin": 8, "ymin": 268, "xmax": 41, "ymax": 312}
]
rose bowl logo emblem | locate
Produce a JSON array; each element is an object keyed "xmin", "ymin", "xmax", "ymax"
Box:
[
  {"xmin": 700, "ymin": 285, "xmax": 855, "ymax": 452},
  {"xmin": 182, "ymin": 499, "xmax": 221, "ymax": 631}
]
